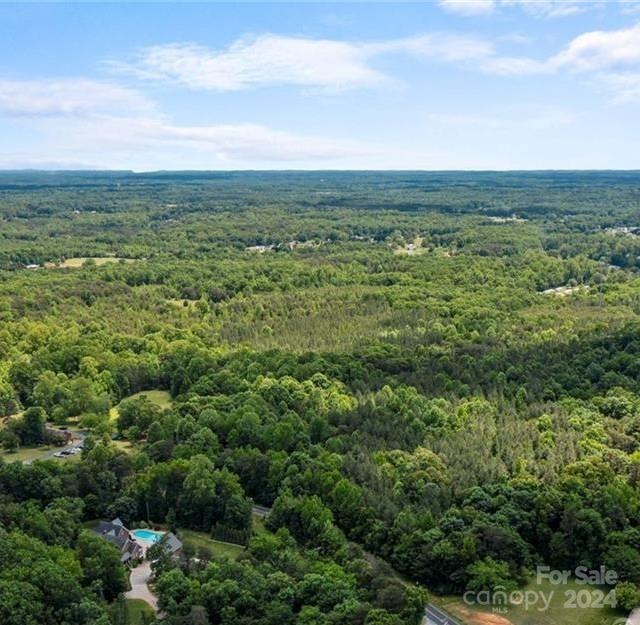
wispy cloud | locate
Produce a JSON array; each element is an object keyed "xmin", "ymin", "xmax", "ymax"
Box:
[
  {"xmin": 551, "ymin": 21, "xmax": 640, "ymax": 71},
  {"xmin": 481, "ymin": 21, "xmax": 640, "ymax": 100},
  {"xmin": 110, "ymin": 23, "xmax": 640, "ymax": 103},
  {"xmin": 597, "ymin": 71, "xmax": 640, "ymax": 101},
  {"xmin": 439, "ymin": 0, "xmax": 496, "ymax": 16},
  {"xmin": 110, "ymin": 33, "xmax": 494, "ymax": 92},
  {"xmin": 621, "ymin": 0, "xmax": 640, "ymax": 14},
  {"xmin": 110, "ymin": 36, "xmax": 389, "ymax": 92},
  {"xmin": 53, "ymin": 114, "xmax": 363, "ymax": 161},
  {"xmin": 504, "ymin": 0, "xmax": 592, "ymax": 19},
  {"xmin": 0, "ymin": 71, "xmax": 366, "ymax": 163},
  {"xmin": 0, "ymin": 78, "xmax": 153, "ymax": 116},
  {"xmin": 380, "ymin": 33, "xmax": 494, "ymax": 62},
  {"xmin": 440, "ymin": 0, "xmax": 596, "ymax": 18},
  {"xmin": 427, "ymin": 107, "xmax": 576, "ymax": 130}
]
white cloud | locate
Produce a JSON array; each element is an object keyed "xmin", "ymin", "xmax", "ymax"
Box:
[
  {"xmin": 502, "ymin": 0, "xmax": 590, "ymax": 18},
  {"xmin": 0, "ymin": 74, "xmax": 363, "ymax": 163},
  {"xmin": 551, "ymin": 21, "xmax": 640, "ymax": 71},
  {"xmin": 440, "ymin": 0, "xmax": 596, "ymax": 18},
  {"xmin": 621, "ymin": 0, "xmax": 640, "ymax": 14},
  {"xmin": 110, "ymin": 24, "xmax": 640, "ymax": 101},
  {"xmin": 112, "ymin": 33, "xmax": 494, "ymax": 92},
  {"xmin": 427, "ymin": 107, "xmax": 576, "ymax": 130},
  {"xmin": 382, "ymin": 33, "xmax": 494, "ymax": 62},
  {"xmin": 480, "ymin": 20, "xmax": 640, "ymax": 97},
  {"xmin": 61, "ymin": 114, "xmax": 362, "ymax": 161},
  {"xmin": 18, "ymin": 110, "xmax": 363, "ymax": 164},
  {"xmin": 439, "ymin": 0, "xmax": 496, "ymax": 16},
  {"xmin": 481, "ymin": 56, "xmax": 551, "ymax": 76},
  {"xmin": 0, "ymin": 78, "xmax": 153, "ymax": 116},
  {"xmin": 597, "ymin": 71, "xmax": 640, "ymax": 101},
  {"xmin": 112, "ymin": 36, "xmax": 388, "ymax": 91}
]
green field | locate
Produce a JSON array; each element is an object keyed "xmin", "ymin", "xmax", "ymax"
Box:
[
  {"xmin": 0, "ymin": 427, "xmax": 85, "ymax": 464},
  {"xmin": 0, "ymin": 444, "xmax": 56, "ymax": 463},
  {"xmin": 109, "ymin": 598, "xmax": 154, "ymax": 625},
  {"xmin": 179, "ymin": 528, "xmax": 245, "ymax": 560},
  {"xmin": 50, "ymin": 256, "xmax": 138, "ymax": 268},
  {"xmin": 440, "ymin": 578, "xmax": 627, "ymax": 625},
  {"xmin": 109, "ymin": 390, "xmax": 173, "ymax": 422},
  {"xmin": 251, "ymin": 513, "xmax": 268, "ymax": 536},
  {"xmin": 3, "ymin": 441, "xmax": 109, "ymax": 463}
]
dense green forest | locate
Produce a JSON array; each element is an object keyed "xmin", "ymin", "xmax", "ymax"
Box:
[{"xmin": 1, "ymin": 170, "xmax": 639, "ymax": 625}]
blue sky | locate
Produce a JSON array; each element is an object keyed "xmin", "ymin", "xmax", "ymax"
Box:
[{"xmin": 1, "ymin": 1, "xmax": 640, "ymax": 170}]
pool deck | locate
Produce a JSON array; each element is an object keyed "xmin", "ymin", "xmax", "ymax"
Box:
[{"xmin": 131, "ymin": 529, "xmax": 165, "ymax": 556}]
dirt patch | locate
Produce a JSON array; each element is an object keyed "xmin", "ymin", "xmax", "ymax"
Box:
[{"xmin": 448, "ymin": 606, "xmax": 514, "ymax": 625}]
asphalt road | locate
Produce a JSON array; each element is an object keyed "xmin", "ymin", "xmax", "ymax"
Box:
[{"xmin": 424, "ymin": 604, "xmax": 462, "ymax": 625}]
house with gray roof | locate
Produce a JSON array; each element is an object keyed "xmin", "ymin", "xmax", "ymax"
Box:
[
  {"xmin": 94, "ymin": 518, "xmax": 143, "ymax": 564},
  {"xmin": 163, "ymin": 532, "xmax": 183, "ymax": 557},
  {"xmin": 94, "ymin": 518, "xmax": 183, "ymax": 564}
]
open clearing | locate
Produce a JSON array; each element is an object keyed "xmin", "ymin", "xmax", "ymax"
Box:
[
  {"xmin": 1, "ymin": 445, "xmax": 84, "ymax": 464},
  {"xmin": 179, "ymin": 528, "xmax": 245, "ymax": 559},
  {"xmin": 109, "ymin": 390, "xmax": 173, "ymax": 422},
  {"xmin": 45, "ymin": 257, "xmax": 138, "ymax": 268},
  {"xmin": 110, "ymin": 598, "xmax": 154, "ymax": 625},
  {"xmin": 0, "ymin": 426, "xmax": 85, "ymax": 464},
  {"xmin": 1, "ymin": 444, "xmax": 58, "ymax": 463},
  {"xmin": 168, "ymin": 298, "xmax": 199, "ymax": 309},
  {"xmin": 111, "ymin": 439, "xmax": 136, "ymax": 454},
  {"xmin": 394, "ymin": 236, "xmax": 426, "ymax": 256},
  {"xmin": 439, "ymin": 578, "xmax": 626, "ymax": 625}
]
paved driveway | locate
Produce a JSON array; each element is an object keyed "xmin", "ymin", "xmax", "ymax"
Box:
[
  {"xmin": 125, "ymin": 560, "xmax": 159, "ymax": 612},
  {"xmin": 424, "ymin": 605, "xmax": 462, "ymax": 625},
  {"xmin": 251, "ymin": 504, "xmax": 271, "ymax": 518}
]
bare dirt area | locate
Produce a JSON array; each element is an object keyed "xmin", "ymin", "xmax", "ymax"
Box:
[{"xmin": 448, "ymin": 606, "xmax": 514, "ymax": 625}]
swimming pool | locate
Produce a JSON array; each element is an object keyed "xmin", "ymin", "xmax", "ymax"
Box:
[{"xmin": 132, "ymin": 529, "xmax": 164, "ymax": 543}]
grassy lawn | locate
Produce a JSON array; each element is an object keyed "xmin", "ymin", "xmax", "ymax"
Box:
[
  {"xmin": 110, "ymin": 390, "xmax": 173, "ymax": 422},
  {"xmin": 0, "ymin": 444, "xmax": 56, "ymax": 463},
  {"xmin": 439, "ymin": 578, "xmax": 627, "ymax": 625},
  {"xmin": 0, "ymin": 425, "xmax": 85, "ymax": 464},
  {"xmin": 179, "ymin": 528, "xmax": 245, "ymax": 560},
  {"xmin": 127, "ymin": 599, "xmax": 154, "ymax": 624},
  {"xmin": 112, "ymin": 439, "xmax": 136, "ymax": 454},
  {"xmin": 0, "ymin": 411, "xmax": 23, "ymax": 429},
  {"xmin": 48, "ymin": 257, "xmax": 138, "ymax": 268},
  {"xmin": 168, "ymin": 298, "xmax": 199, "ymax": 309},
  {"xmin": 252, "ymin": 514, "xmax": 268, "ymax": 536},
  {"xmin": 109, "ymin": 598, "xmax": 154, "ymax": 625}
]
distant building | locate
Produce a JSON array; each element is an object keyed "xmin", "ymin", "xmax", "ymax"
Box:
[{"xmin": 45, "ymin": 427, "xmax": 73, "ymax": 445}]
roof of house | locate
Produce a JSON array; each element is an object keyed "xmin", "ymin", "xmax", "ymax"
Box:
[
  {"xmin": 95, "ymin": 520, "xmax": 129, "ymax": 549},
  {"xmin": 95, "ymin": 519, "xmax": 182, "ymax": 561},
  {"xmin": 164, "ymin": 532, "xmax": 183, "ymax": 553},
  {"xmin": 94, "ymin": 519, "xmax": 143, "ymax": 562}
]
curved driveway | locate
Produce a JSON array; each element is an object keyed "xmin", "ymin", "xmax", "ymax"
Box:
[{"xmin": 125, "ymin": 561, "xmax": 159, "ymax": 613}]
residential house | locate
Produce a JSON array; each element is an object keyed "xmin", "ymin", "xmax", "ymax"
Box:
[{"xmin": 94, "ymin": 518, "xmax": 143, "ymax": 564}]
